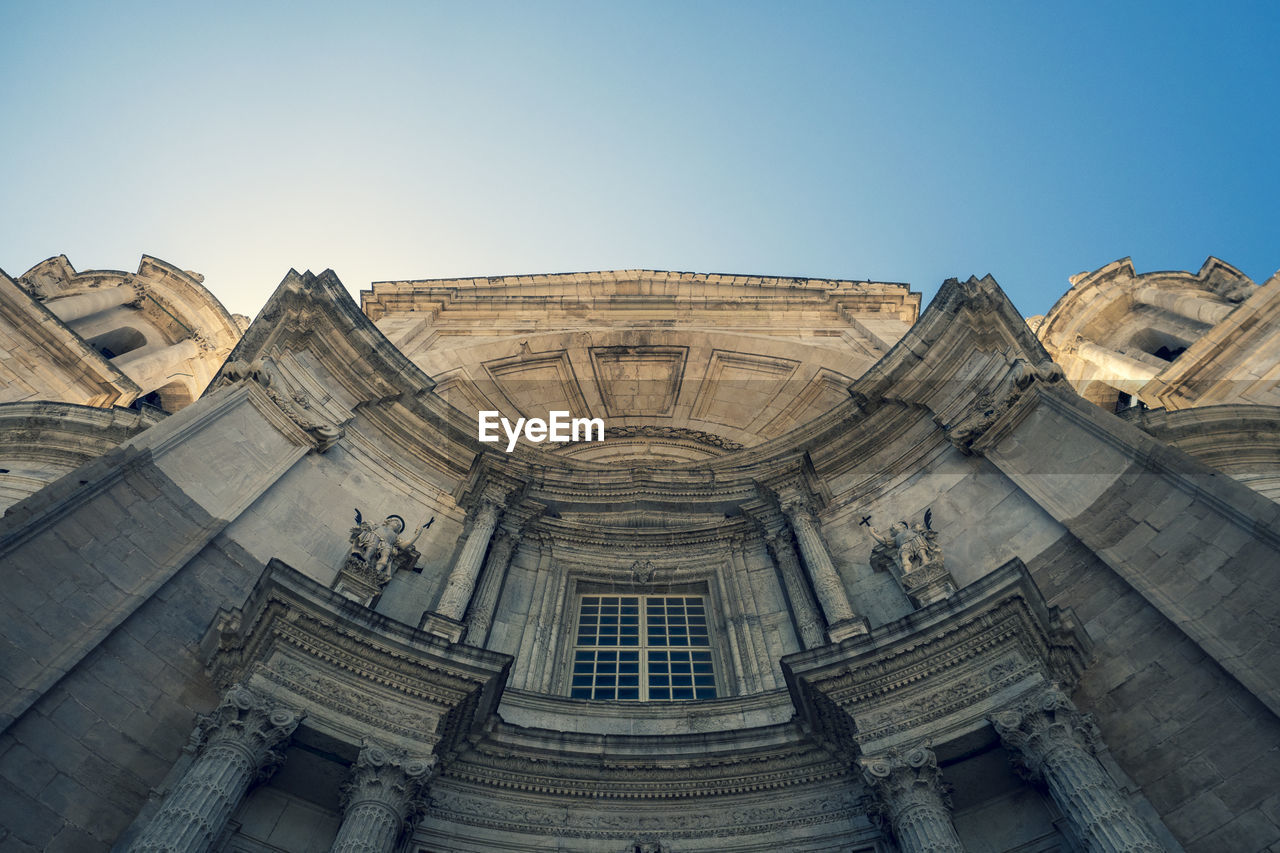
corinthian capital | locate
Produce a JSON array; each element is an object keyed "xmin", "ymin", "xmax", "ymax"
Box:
[
  {"xmin": 862, "ymin": 747, "xmax": 964, "ymax": 853},
  {"xmin": 197, "ymin": 685, "xmax": 304, "ymax": 779},
  {"xmin": 862, "ymin": 747, "xmax": 952, "ymax": 816},
  {"xmin": 342, "ymin": 742, "xmax": 436, "ymax": 819},
  {"xmin": 990, "ymin": 687, "xmax": 1097, "ymax": 780}
]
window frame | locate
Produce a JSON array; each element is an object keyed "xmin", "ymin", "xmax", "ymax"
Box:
[{"xmin": 569, "ymin": 592, "xmax": 720, "ymax": 702}]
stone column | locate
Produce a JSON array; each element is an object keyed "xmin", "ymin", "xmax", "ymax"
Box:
[
  {"xmin": 330, "ymin": 743, "xmax": 435, "ymax": 853},
  {"xmin": 1065, "ymin": 339, "xmax": 1160, "ymax": 395},
  {"xmin": 780, "ymin": 495, "xmax": 864, "ymax": 640},
  {"xmin": 862, "ymin": 748, "xmax": 965, "ymax": 853},
  {"xmin": 130, "ymin": 685, "xmax": 302, "ymax": 853},
  {"xmin": 113, "ymin": 338, "xmax": 203, "ymax": 394},
  {"xmin": 436, "ymin": 499, "xmax": 502, "ymax": 621},
  {"xmin": 992, "ymin": 689, "xmax": 1164, "ymax": 853},
  {"xmin": 1133, "ymin": 285, "xmax": 1233, "ymax": 326},
  {"xmin": 463, "ymin": 527, "xmax": 518, "ymax": 645},
  {"xmin": 765, "ymin": 530, "xmax": 826, "ymax": 649},
  {"xmin": 44, "ymin": 281, "xmax": 142, "ymax": 322}
]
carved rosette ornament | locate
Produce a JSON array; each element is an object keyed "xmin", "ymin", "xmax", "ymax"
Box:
[
  {"xmin": 129, "ymin": 686, "xmax": 303, "ymax": 853},
  {"xmin": 991, "ymin": 689, "xmax": 1165, "ymax": 853},
  {"xmin": 330, "ymin": 743, "xmax": 436, "ymax": 853},
  {"xmin": 861, "ymin": 748, "xmax": 964, "ymax": 853}
]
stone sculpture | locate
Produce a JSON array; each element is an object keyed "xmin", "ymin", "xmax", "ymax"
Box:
[
  {"xmin": 868, "ymin": 509, "xmax": 955, "ymax": 607},
  {"xmin": 335, "ymin": 510, "xmax": 433, "ymax": 604}
]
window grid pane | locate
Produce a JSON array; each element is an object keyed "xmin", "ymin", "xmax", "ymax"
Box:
[{"xmin": 575, "ymin": 594, "xmax": 717, "ymax": 702}]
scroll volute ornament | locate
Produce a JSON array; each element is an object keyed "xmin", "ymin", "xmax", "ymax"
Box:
[{"xmin": 862, "ymin": 747, "xmax": 953, "ymax": 817}]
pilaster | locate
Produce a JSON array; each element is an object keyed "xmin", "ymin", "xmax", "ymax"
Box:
[
  {"xmin": 763, "ymin": 527, "xmax": 826, "ymax": 650},
  {"xmin": 435, "ymin": 497, "xmax": 503, "ymax": 622},
  {"xmin": 463, "ymin": 527, "xmax": 518, "ymax": 646}
]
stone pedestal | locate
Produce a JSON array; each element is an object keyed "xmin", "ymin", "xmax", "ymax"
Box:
[
  {"xmin": 992, "ymin": 689, "xmax": 1164, "ymax": 853},
  {"xmin": 330, "ymin": 744, "xmax": 435, "ymax": 853},
  {"xmin": 129, "ymin": 685, "xmax": 302, "ymax": 853},
  {"xmin": 862, "ymin": 748, "xmax": 964, "ymax": 853}
]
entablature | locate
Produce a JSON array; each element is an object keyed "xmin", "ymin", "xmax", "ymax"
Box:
[{"xmin": 783, "ymin": 559, "xmax": 1089, "ymax": 756}]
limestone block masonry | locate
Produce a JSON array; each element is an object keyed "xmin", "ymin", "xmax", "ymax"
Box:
[{"xmin": 0, "ymin": 260, "xmax": 1279, "ymax": 852}]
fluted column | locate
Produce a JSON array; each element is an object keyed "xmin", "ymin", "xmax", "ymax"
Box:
[
  {"xmin": 44, "ymin": 281, "xmax": 142, "ymax": 322},
  {"xmin": 780, "ymin": 495, "xmax": 864, "ymax": 640},
  {"xmin": 463, "ymin": 527, "xmax": 518, "ymax": 645},
  {"xmin": 863, "ymin": 748, "xmax": 965, "ymax": 853},
  {"xmin": 992, "ymin": 689, "xmax": 1164, "ymax": 853},
  {"xmin": 130, "ymin": 685, "xmax": 302, "ymax": 853},
  {"xmin": 113, "ymin": 338, "xmax": 203, "ymax": 393},
  {"xmin": 765, "ymin": 529, "xmax": 825, "ymax": 649},
  {"xmin": 330, "ymin": 744, "xmax": 435, "ymax": 853},
  {"xmin": 436, "ymin": 499, "xmax": 502, "ymax": 620}
]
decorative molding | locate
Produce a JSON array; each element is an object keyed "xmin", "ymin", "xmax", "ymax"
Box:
[
  {"xmin": 421, "ymin": 785, "xmax": 866, "ymax": 839},
  {"xmin": 784, "ymin": 559, "xmax": 1090, "ymax": 752},
  {"xmin": 206, "ymin": 558, "xmax": 511, "ymax": 757},
  {"xmin": 938, "ymin": 355, "xmax": 1064, "ymax": 454}
]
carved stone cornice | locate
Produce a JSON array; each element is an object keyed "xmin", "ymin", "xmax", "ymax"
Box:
[
  {"xmin": 364, "ymin": 706, "xmax": 861, "ymax": 805},
  {"xmin": 421, "ymin": 783, "xmax": 870, "ymax": 841},
  {"xmin": 531, "ymin": 514, "xmax": 754, "ymax": 550},
  {"xmin": 557, "ymin": 424, "xmax": 745, "ymax": 452},
  {"xmin": 783, "ymin": 559, "xmax": 1090, "ymax": 754},
  {"xmin": 205, "ymin": 558, "xmax": 511, "ymax": 757}
]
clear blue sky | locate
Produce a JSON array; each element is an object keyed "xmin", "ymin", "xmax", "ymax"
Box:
[{"xmin": 3, "ymin": 1, "xmax": 1277, "ymax": 318}]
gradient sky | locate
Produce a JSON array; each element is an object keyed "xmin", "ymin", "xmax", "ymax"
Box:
[{"xmin": 3, "ymin": 1, "xmax": 1277, "ymax": 320}]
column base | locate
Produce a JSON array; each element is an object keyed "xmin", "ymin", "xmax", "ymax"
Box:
[
  {"xmin": 826, "ymin": 616, "xmax": 870, "ymax": 643},
  {"xmin": 419, "ymin": 611, "xmax": 465, "ymax": 642}
]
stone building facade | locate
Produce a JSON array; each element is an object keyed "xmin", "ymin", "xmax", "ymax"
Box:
[{"xmin": 1, "ymin": 255, "xmax": 1279, "ymax": 852}]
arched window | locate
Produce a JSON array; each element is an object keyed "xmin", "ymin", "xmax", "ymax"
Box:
[
  {"xmin": 86, "ymin": 326, "xmax": 147, "ymax": 359},
  {"xmin": 1129, "ymin": 328, "xmax": 1190, "ymax": 363}
]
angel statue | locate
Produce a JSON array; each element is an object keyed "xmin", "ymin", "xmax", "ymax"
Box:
[
  {"xmin": 348, "ymin": 509, "xmax": 434, "ymax": 581},
  {"xmin": 868, "ymin": 508, "xmax": 941, "ymax": 576}
]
